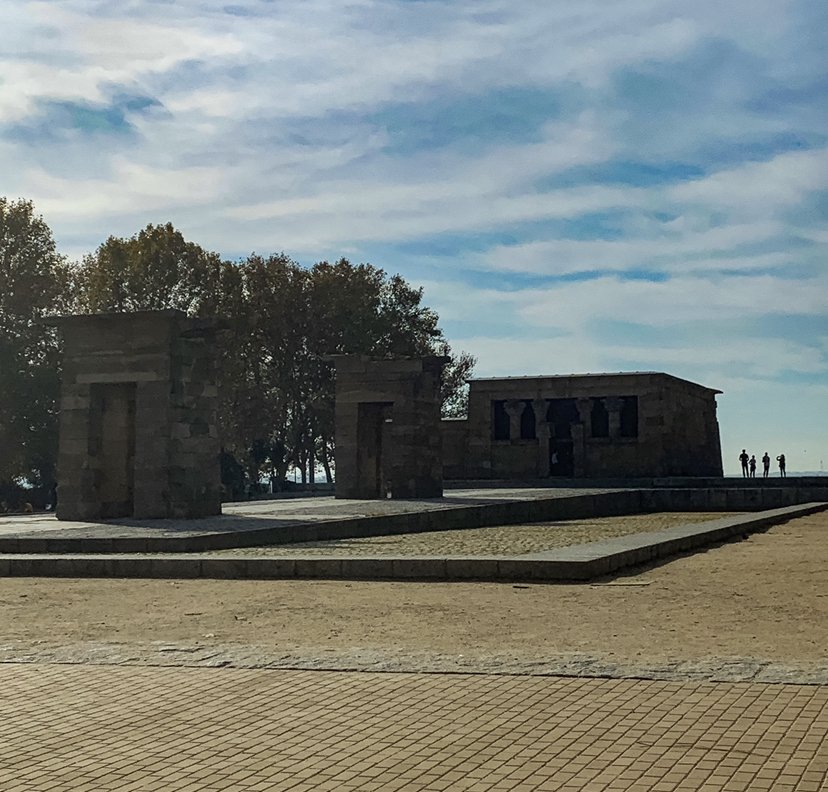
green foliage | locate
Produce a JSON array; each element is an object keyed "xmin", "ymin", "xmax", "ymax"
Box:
[
  {"xmin": 77, "ymin": 223, "xmax": 224, "ymax": 314},
  {"xmin": 439, "ymin": 344, "xmax": 476, "ymax": 418},
  {"xmin": 0, "ymin": 198, "xmax": 73, "ymax": 488}
]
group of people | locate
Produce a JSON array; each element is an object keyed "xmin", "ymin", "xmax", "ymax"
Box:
[{"xmin": 739, "ymin": 449, "xmax": 786, "ymax": 478}]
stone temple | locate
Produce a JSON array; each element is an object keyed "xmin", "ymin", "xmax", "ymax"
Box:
[
  {"xmin": 442, "ymin": 372, "xmax": 723, "ymax": 480},
  {"xmin": 52, "ymin": 311, "xmax": 221, "ymax": 520},
  {"xmin": 49, "ymin": 308, "xmax": 724, "ymax": 513}
]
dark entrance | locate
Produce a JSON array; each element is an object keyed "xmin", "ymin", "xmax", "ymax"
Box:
[
  {"xmin": 547, "ymin": 398, "xmax": 579, "ymax": 477},
  {"xmin": 89, "ymin": 382, "xmax": 136, "ymax": 517},
  {"xmin": 550, "ymin": 439, "xmax": 574, "ymax": 477},
  {"xmin": 356, "ymin": 402, "xmax": 393, "ymax": 498}
]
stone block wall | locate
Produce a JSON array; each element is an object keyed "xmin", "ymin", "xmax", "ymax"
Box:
[
  {"xmin": 440, "ymin": 418, "xmax": 469, "ymax": 480},
  {"xmin": 52, "ymin": 310, "xmax": 221, "ymax": 520},
  {"xmin": 332, "ymin": 356, "xmax": 447, "ymax": 499}
]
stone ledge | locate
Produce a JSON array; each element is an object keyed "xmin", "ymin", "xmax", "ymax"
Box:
[{"xmin": 1, "ymin": 503, "xmax": 823, "ymax": 582}]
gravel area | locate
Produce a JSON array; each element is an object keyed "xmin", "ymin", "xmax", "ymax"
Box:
[{"xmin": 209, "ymin": 512, "xmax": 736, "ymax": 557}]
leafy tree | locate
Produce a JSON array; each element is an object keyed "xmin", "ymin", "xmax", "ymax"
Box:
[
  {"xmin": 77, "ymin": 223, "xmax": 224, "ymax": 314},
  {"xmin": 0, "ymin": 197, "xmax": 73, "ymax": 494},
  {"xmin": 231, "ymin": 253, "xmax": 311, "ymax": 486},
  {"xmin": 2, "ymin": 209, "xmax": 476, "ymax": 500},
  {"xmin": 438, "ymin": 343, "xmax": 476, "ymax": 418}
]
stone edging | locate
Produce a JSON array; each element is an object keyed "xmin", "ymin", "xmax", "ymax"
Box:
[{"xmin": 1, "ymin": 644, "xmax": 825, "ymax": 685}]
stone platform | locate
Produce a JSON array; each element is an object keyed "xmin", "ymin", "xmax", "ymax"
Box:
[
  {"xmin": 1, "ymin": 502, "xmax": 825, "ymax": 582},
  {"xmin": 0, "ymin": 488, "xmax": 623, "ymax": 553},
  {"xmin": 1, "ymin": 484, "xmax": 826, "ymax": 555}
]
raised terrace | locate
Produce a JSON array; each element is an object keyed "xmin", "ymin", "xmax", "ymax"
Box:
[{"xmin": 1, "ymin": 484, "xmax": 826, "ymax": 582}]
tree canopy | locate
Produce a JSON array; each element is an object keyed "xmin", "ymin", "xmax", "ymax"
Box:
[
  {"xmin": 0, "ymin": 204, "xmax": 475, "ymax": 498},
  {"xmin": 0, "ymin": 198, "xmax": 73, "ymax": 495}
]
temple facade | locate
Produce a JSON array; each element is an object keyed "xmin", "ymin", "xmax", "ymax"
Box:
[{"xmin": 442, "ymin": 372, "xmax": 723, "ymax": 480}]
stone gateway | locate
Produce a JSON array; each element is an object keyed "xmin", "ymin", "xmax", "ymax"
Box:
[
  {"xmin": 331, "ymin": 355, "xmax": 448, "ymax": 499},
  {"xmin": 52, "ymin": 310, "xmax": 221, "ymax": 520}
]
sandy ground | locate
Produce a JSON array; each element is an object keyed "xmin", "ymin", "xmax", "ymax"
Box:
[{"xmin": 0, "ymin": 512, "xmax": 825, "ymax": 680}]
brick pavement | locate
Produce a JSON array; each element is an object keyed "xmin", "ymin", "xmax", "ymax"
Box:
[{"xmin": 1, "ymin": 663, "xmax": 825, "ymax": 792}]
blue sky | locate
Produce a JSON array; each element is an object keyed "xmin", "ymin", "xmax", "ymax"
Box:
[{"xmin": 2, "ymin": 0, "xmax": 827, "ymax": 474}]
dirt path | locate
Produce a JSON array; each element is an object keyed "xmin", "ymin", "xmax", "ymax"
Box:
[{"xmin": 0, "ymin": 512, "xmax": 825, "ymax": 680}]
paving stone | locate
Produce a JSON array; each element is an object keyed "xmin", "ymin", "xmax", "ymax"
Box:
[{"xmin": 0, "ymin": 664, "xmax": 823, "ymax": 792}]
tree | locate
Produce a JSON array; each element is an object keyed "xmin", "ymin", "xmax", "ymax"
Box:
[
  {"xmin": 230, "ymin": 253, "xmax": 311, "ymax": 486},
  {"xmin": 438, "ymin": 344, "xmax": 476, "ymax": 418},
  {"xmin": 0, "ymin": 197, "xmax": 73, "ymax": 494},
  {"xmin": 77, "ymin": 223, "xmax": 225, "ymax": 314}
]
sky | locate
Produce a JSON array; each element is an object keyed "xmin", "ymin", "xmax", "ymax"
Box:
[{"xmin": 2, "ymin": 0, "xmax": 827, "ymax": 475}]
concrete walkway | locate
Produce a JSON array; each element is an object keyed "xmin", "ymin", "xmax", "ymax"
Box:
[{"xmin": 1, "ymin": 663, "xmax": 825, "ymax": 792}]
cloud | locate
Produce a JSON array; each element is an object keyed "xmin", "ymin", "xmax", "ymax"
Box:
[
  {"xmin": 426, "ymin": 270, "xmax": 828, "ymax": 401},
  {"xmin": 517, "ymin": 273, "xmax": 828, "ymax": 328},
  {"xmin": 0, "ymin": 2, "xmax": 243, "ymax": 124},
  {"xmin": 455, "ymin": 333, "xmax": 828, "ymax": 387},
  {"xmin": 668, "ymin": 147, "xmax": 828, "ymax": 212},
  {"xmin": 475, "ymin": 224, "xmax": 792, "ymax": 276},
  {"xmin": 28, "ymin": 159, "xmax": 225, "ymax": 220}
]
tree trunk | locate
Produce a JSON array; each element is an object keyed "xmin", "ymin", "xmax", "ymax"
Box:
[{"xmin": 321, "ymin": 453, "xmax": 333, "ymax": 484}]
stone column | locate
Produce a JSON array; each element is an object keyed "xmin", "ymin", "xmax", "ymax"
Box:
[
  {"xmin": 575, "ymin": 398, "xmax": 591, "ymax": 430},
  {"xmin": 604, "ymin": 396, "xmax": 624, "ymax": 438},
  {"xmin": 572, "ymin": 423, "xmax": 585, "ymax": 477},
  {"xmin": 533, "ymin": 399, "xmax": 551, "ymax": 476},
  {"xmin": 536, "ymin": 423, "xmax": 551, "ymax": 477},
  {"xmin": 504, "ymin": 400, "xmax": 525, "ymax": 440},
  {"xmin": 573, "ymin": 398, "xmax": 591, "ymax": 477}
]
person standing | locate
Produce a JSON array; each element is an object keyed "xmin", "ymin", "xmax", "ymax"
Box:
[
  {"xmin": 776, "ymin": 453, "xmax": 787, "ymax": 478},
  {"xmin": 762, "ymin": 452, "xmax": 771, "ymax": 478},
  {"xmin": 739, "ymin": 449, "xmax": 749, "ymax": 477},
  {"xmin": 749, "ymin": 455, "xmax": 757, "ymax": 478}
]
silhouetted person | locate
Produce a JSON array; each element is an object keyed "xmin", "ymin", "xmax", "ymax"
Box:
[
  {"xmin": 739, "ymin": 449, "xmax": 749, "ymax": 477},
  {"xmin": 762, "ymin": 452, "xmax": 770, "ymax": 478},
  {"xmin": 749, "ymin": 455, "xmax": 756, "ymax": 478},
  {"xmin": 776, "ymin": 453, "xmax": 786, "ymax": 478}
]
